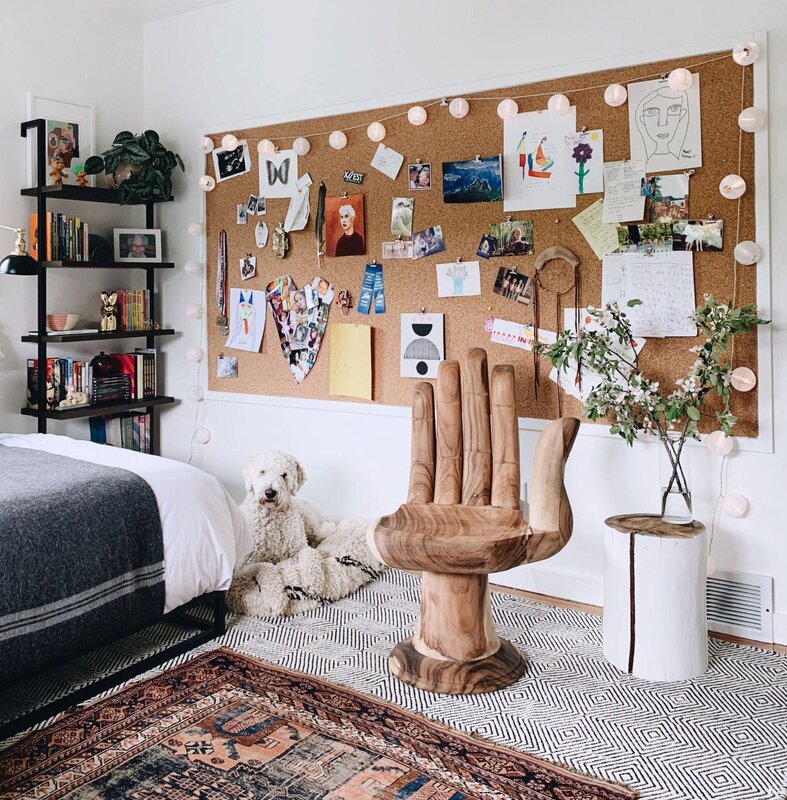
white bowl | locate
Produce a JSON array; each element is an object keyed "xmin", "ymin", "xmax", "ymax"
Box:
[{"xmin": 46, "ymin": 313, "xmax": 79, "ymax": 331}]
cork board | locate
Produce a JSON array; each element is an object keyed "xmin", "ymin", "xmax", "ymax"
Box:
[{"xmin": 205, "ymin": 49, "xmax": 759, "ymax": 436}]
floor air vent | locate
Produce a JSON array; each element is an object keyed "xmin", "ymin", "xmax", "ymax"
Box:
[{"xmin": 706, "ymin": 569, "xmax": 773, "ymax": 643}]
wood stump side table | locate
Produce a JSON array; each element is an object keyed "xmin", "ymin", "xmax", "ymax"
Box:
[{"xmin": 603, "ymin": 514, "xmax": 707, "ymax": 682}]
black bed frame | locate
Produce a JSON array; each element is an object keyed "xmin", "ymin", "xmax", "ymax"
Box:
[{"xmin": 0, "ymin": 591, "xmax": 226, "ymax": 741}]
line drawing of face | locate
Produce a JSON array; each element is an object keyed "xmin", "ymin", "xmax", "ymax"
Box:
[
  {"xmin": 636, "ymin": 87, "xmax": 688, "ymax": 159},
  {"xmin": 339, "ymin": 204, "xmax": 355, "ymax": 235}
]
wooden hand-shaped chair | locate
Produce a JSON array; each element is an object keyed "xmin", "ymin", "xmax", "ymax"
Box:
[{"xmin": 369, "ymin": 349, "xmax": 579, "ymax": 695}]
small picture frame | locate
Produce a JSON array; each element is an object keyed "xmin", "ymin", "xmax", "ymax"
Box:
[{"xmin": 114, "ymin": 228, "xmax": 162, "ymax": 263}]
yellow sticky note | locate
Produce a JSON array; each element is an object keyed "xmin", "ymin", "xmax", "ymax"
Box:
[
  {"xmin": 573, "ymin": 198, "xmax": 620, "ymax": 260},
  {"xmin": 329, "ymin": 323, "xmax": 372, "ymax": 400}
]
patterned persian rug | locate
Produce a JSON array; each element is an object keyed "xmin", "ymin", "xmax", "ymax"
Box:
[{"xmin": 0, "ymin": 648, "xmax": 636, "ymax": 800}]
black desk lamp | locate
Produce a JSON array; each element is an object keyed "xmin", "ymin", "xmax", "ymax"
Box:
[{"xmin": 0, "ymin": 225, "xmax": 38, "ymax": 275}]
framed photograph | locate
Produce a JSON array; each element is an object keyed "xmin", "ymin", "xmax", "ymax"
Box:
[
  {"xmin": 26, "ymin": 94, "xmax": 95, "ymax": 187},
  {"xmin": 114, "ymin": 229, "xmax": 162, "ymax": 263},
  {"xmin": 212, "ymin": 139, "xmax": 251, "ymax": 183}
]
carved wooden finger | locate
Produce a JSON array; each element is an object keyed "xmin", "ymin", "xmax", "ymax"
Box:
[
  {"xmin": 461, "ymin": 348, "xmax": 492, "ymax": 506},
  {"xmin": 490, "ymin": 364, "xmax": 520, "ymax": 509},
  {"xmin": 434, "ymin": 360, "xmax": 463, "ymax": 505},
  {"xmin": 407, "ymin": 382, "xmax": 436, "ymax": 504}
]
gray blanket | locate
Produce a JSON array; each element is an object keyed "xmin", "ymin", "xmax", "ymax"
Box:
[{"xmin": 0, "ymin": 444, "xmax": 164, "ymax": 686}]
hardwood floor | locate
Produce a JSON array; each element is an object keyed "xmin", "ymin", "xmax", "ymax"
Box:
[{"xmin": 490, "ymin": 583, "xmax": 787, "ymax": 655}]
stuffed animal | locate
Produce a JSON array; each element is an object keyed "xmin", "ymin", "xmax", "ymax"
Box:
[
  {"xmin": 227, "ymin": 450, "xmax": 384, "ymax": 618},
  {"xmin": 58, "ymin": 385, "xmax": 89, "ymax": 409},
  {"xmin": 100, "ymin": 291, "xmax": 118, "ymax": 332},
  {"xmin": 49, "ymin": 157, "xmax": 68, "ymax": 186}
]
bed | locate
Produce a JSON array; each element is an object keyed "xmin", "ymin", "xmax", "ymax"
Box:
[{"xmin": 0, "ymin": 433, "xmax": 250, "ymax": 735}]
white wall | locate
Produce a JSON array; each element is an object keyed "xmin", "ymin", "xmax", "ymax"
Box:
[
  {"xmin": 0, "ymin": 2, "xmax": 149, "ymax": 436},
  {"xmin": 90, "ymin": 0, "xmax": 787, "ymax": 642}
]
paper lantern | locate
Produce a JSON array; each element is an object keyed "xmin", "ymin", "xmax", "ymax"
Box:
[
  {"xmin": 667, "ymin": 68, "xmax": 693, "ymax": 92},
  {"xmin": 185, "ymin": 304, "xmax": 203, "ymax": 320},
  {"xmin": 449, "ymin": 97, "xmax": 469, "ymax": 118},
  {"xmin": 198, "ymin": 175, "xmax": 216, "ymax": 192},
  {"xmin": 329, "ymin": 130, "xmax": 347, "ymax": 150},
  {"xmin": 496, "ymin": 98, "xmax": 518, "ymax": 120},
  {"xmin": 730, "ymin": 366, "xmax": 757, "ymax": 392},
  {"xmin": 722, "ymin": 494, "xmax": 749, "ymax": 518},
  {"xmin": 732, "ymin": 41, "xmax": 760, "ymax": 66},
  {"xmin": 221, "ymin": 133, "xmax": 239, "ymax": 151},
  {"xmin": 199, "ymin": 136, "xmax": 214, "ymax": 154},
  {"xmin": 604, "ymin": 84, "xmax": 627, "ymax": 107},
  {"xmin": 738, "ymin": 107, "xmax": 767, "ymax": 133},
  {"xmin": 734, "ymin": 240, "xmax": 762, "ymax": 265},
  {"xmin": 258, "ymin": 139, "xmax": 276, "ymax": 156},
  {"xmin": 193, "ymin": 428, "xmax": 211, "ymax": 444},
  {"xmin": 187, "ymin": 222, "xmax": 203, "ymax": 237},
  {"xmin": 367, "ymin": 122, "xmax": 386, "ymax": 142},
  {"xmin": 719, "ymin": 174, "xmax": 746, "ymax": 200},
  {"xmin": 186, "ymin": 347, "xmax": 204, "ymax": 363},
  {"xmin": 707, "ymin": 554, "xmax": 717, "ymax": 576},
  {"xmin": 407, "ymin": 105, "xmax": 427, "ymax": 126},
  {"xmin": 706, "ymin": 430, "xmax": 734, "ymax": 456},
  {"xmin": 184, "ymin": 260, "xmax": 202, "ymax": 275},
  {"xmin": 292, "ymin": 136, "xmax": 311, "ymax": 156},
  {"xmin": 187, "ymin": 385, "xmax": 204, "ymax": 401},
  {"xmin": 547, "ymin": 93, "xmax": 571, "ymax": 116}
]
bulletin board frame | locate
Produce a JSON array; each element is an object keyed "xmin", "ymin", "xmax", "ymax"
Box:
[{"xmin": 198, "ymin": 30, "xmax": 772, "ymax": 453}]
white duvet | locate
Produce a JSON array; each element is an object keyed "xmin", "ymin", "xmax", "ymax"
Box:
[{"xmin": 0, "ymin": 433, "xmax": 251, "ymax": 612}]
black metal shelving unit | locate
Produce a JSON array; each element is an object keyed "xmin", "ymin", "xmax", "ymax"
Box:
[{"xmin": 20, "ymin": 119, "xmax": 177, "ymax": 454}]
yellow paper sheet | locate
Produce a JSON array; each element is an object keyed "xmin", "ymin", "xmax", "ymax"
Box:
[
  {"xmin": 572, "ymin": 198, "xmax": 620, "ymax": 260},
  {"xmin": 329, "ymin": 323, "xmax": 372, "ymax": 400}
]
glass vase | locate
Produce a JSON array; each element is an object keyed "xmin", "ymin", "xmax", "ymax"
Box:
[{"xmin": 659, "ymin": 431, "xmax": 693, "ymax": 524}]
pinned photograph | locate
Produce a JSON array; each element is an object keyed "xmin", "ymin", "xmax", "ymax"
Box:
[
  {"xmin": 212, "ymin": 139, "xmax": 251, "ymax": 182},
  {"xmin": 617, "ymin": 223, "xmax": 674, "ymax": 254},
  {"xmin": 236, "ymin": 204, "xmax": 247, "ymax": 224},
  {"xmin": 673, "ymin": 218, "xmax": 724, "ymax": 252},
  {"xmin": 442, "ymin": 156, "xmax": 502, "ymax": 203},
  {"xmin": 390, "ymin": 197, "xmax": 414, "ymax": 238},
  {"xmin": 493, "ymin": 267, "xmax": 533, "ymax": 305},
  {"xmin": 477, "ymin": 234, "xmax": 496, "ymax": 260},
  {"xmin": 324, "ymin": 193, "xmax": 365, "ymax": 257},
  {"xmin": 256, "ymin": 196, "xmax": 267, "ymax": 215},
  {"xmin": 382, "ymin": 239, "xmax": 414, "ymax": 259},
  {"xmin": 400, "ymin": 312, "xmax": 444, "ymax": 378},
  {"xmin": 259, "ymin": 149, "xmax": 299, "ymax": 198},
  {"xmin": 436, "ymin": 260, "xmax": 481, "ymax": 298},
  {"xmin": 240, "ymin": 252, "xmax": 257, "ymax": 280},
  {"xmin": 217, "ymin": 355, "xmax": 239, "ymax": 378},
  {"xmin": 628, "ymin": 74, "xmax": 702, "ymax": 172},
  {"xmin": 114, "ymin": 228, "xmax": 162, "ymax": 263},
  {"xmin": 641, "ymin": 173, "xmax": 689, "ymax": 223},
  {"xmin": 408, "ymin": 162, "xmax": 431, "ymax": 190},
  {"xmin": 246, "ymin": 194, "xmax": 258, "ymax": 215},
  {"xmin": 487, "ymin": 220, "xmax": 534, "ymax": 256},
  {"xmin": 370, "ymin": 143, "xmax": 404, "ymax": 180},
  {"xmin": 412, "ymin": 225, "xmax": 446, "ymax": 259}
]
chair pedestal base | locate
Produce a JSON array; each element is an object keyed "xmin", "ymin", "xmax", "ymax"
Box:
[{"xmin": 389, "ymin": 638, "xmax": 526, "ymax": 695}]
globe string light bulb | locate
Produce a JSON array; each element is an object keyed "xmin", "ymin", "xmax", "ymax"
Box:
[
  {"xmin": 199, "ymin": 175, "xmax": 216, "ymax": 192},
  {"xmin": 730, "ymin": 366, "xmax": 757, "ymax": 392},
  {"xmin": 706, "ymin": 430, "xmax": 734, "ymax": 456},
  {"xmin": 667, "ymin": 68, "xmax": 693, "ymax": 92},
  {"xmin": 187, "ymin": 222, "xmax": 203, "ymax": 237},
  {"xmin": 407, "ymin": 105, "xmax": 427, "ymax": 126},
  {"xmin": 732, "ymin": 41, "xmax": 760, "ymax": 66},
  {"xmin": 221, "ymin": 133, "xmax": 239, "ymax": 151},
  {"xmin": 258, "ymin": 139, "xmax": 276, "ymax": 155},
  {"xmin": 722, "ymin": 494, "xmax": 749, "ymax": 518},
  {"xmin": 719, "ymin": 174, "xmax": 746, "ymax": 200},
  {"xmin": 187, "ymin": 385, "xmax": 204, "ymax": 401},
  {"xmin": 448, "ymin": 97, "xmax": 469, "ymax": 118},
  {"xmin": 186, "ymin": 347, "xmax": 204, "ymax": 363},
  {"xmin": 199, "ymin": 136, "xmax": 214, "ymax": 154},
  {"xmin": 738, "ymin": 107, "xmax": 767, "ymax": 133},
  {"xmin": 292, "ymin": 137, "xmax": 311, "ymax": 156},
  {"xmin": 185, "ymin": 304, "xmax": 204, "ymax": 320},
  {"xmin": 329, "ymin": 130, "xmax": 347, "ymax": 150},
  {"xmin": 496, "ymin": 98, "xmax": 518, "ymax": 120},
  {"xmin": 184, "ymin": 260, "xmax": 202, "ymax": 275},
  {"xmin": 547, "ymin": 93, "xmax": 570, "ymax": 116},
  {"xmin": 604, "ymin": 84, "xmax": 627, "ymax": 107},
  {"xmin": 734, "ymin": 240, "xmax": 761, "ymax": 265},
  {"xmin": 193, "ymin": 428, "xmax": 211, "ymax": 445},
  {"xmin": 367, "ymin": 121, "xmax": 386, "ymax": 142}
]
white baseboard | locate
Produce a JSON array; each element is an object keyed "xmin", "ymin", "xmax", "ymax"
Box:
[{"xmin": 491, "ymin": 564, "xmax": 603, "ymax": 608}]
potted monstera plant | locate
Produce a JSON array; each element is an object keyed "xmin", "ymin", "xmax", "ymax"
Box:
[{"xmin": 84, "ymin": 130, "xmax": 184, "ymax": 204}]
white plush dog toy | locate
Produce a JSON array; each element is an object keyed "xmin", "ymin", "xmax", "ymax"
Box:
[{"xmin": 227, "ymin": 450, "xmax": 384, "ymax": 618}]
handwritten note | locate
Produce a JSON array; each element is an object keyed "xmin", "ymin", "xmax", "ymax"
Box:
[
  {"xmin": 572, "ymin": 199, "xmax": 620, "ymax": 259},
  {"xmin": 601, "ymin": 252, "xmax": 697, "ymax": 337},
  {"xmin": 329, "ymin": 323, "xmax": 372, "ymax": 400},
  {"xmin": 602, "ymin": 160, "xmax": 646, "ymax": 223},
  {"xmin": 490, "ymin": 319, "xmax": 556, "ymax": 351}
]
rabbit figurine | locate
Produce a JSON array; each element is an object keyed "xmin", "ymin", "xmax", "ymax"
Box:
[{"xmin": 100, "ymin": 291, "xmax": 118, "ymax": 332}]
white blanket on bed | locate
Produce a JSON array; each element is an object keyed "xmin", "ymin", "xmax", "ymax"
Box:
[{"xmin": 0, "ymin": 433, "xmax": 251, "ymax": 613}]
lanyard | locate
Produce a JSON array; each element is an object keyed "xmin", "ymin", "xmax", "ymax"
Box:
[{"xmin": 216, "ymin": 229, "xmax": 228, "ymax": 335}]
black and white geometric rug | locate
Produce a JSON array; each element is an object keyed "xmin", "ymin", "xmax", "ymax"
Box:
[{"xmin": 3, "ymin": 569, "xmax": 786, "ymax": 800}]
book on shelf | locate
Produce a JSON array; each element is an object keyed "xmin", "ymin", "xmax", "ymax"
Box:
[
  {"xmin": 115, "ymin": 289, "xmax": 151, "ymax": 331},
  {"xmin": 27, "ymin": 357, "xmax": 92, "ymax": 410},
  {"xmin": 90, "ymin": 412, "xmax": 152, "ymax": 454},
  {"xmin": 29, "ymin": 212, "xmax": 89, "ymax": 261},
  {"xmin": 28, "ymin": 328, "xmax": 100, "ymax": 336}
]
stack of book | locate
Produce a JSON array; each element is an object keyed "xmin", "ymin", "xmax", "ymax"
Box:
[
  {"xmin": 116, "ymin": 289, "xmax": 152, "ymax": 331},
  {"xmin": 90, "ymin": 412, "xmax": 152, "ymax": 453},
  {"xmin": 27, "ymin": 357, "xmax": 91, "ymax": 409},
  {"xmin": 29, "ymin": 212, "xmax": 89, "ymax": 261}
]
